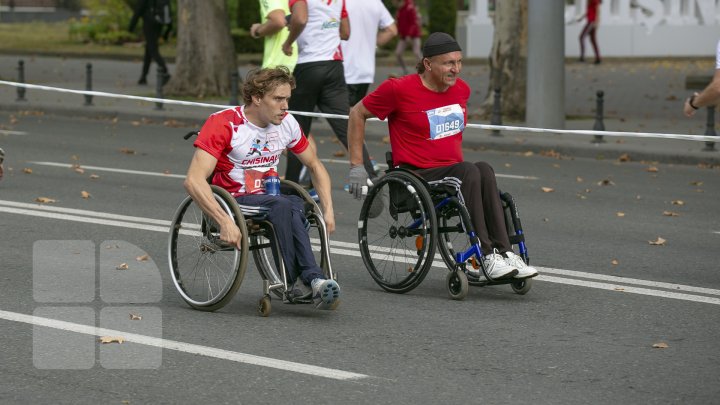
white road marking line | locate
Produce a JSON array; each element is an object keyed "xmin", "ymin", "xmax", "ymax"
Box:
[
  {"xmin": 0, "ymin": 129, "xmax": 27, "ymax": 136},
  {"xmin": 0, "ymin": 309, "xmax": 368, "ymax": 381},
  {"xmin": 318, "ymin": 158, "xmax": 538, "ymax": 180},
  {"xmin": 28, "ymin": 161, "xmax": 185, "ymax": 179},
  {"xmin": 2, "ymin": 201, "xmax": 719, "ymax": 304},
  {"xmin": 713, "ymin": 231, "xmax": 720, "ymax": 235}
]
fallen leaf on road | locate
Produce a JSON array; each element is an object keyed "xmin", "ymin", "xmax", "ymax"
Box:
[
  {"xmin": 614, "ymin": 287, "xmax": 625, "ymax": 291},
  {"xmin": 73, "ymin": 165, "xmax": 85, "ymax": 174},
  {"xmin": 648, "ymin": 237, "xmax": 666, "ymax": 246},
  {"xmin": 662, "ymin": 211, "xmax": 679, "ymax": 217},
  {"xmin": 616, "ymin": 212, "xmax": 625, "ymax": 217},
  {"xmin": 116, "ymin": 263, "xmax": 129, "ymax": 270},
  {"xmin": 504, "ymin": 163, "xmax": 512, "ymax": 168},
  {"xmin": 541, "ymin": 187, "xmax": 554, "ymax": 193},
  {"xmin": 652, "ymin": 342, "xmax": 669, "ymax": 349},
  {"xmin": 23, "ymin": 168, "xmax": 33, "ymax": 174},
  {"xmin": 136, "ymin": 254, "xmax": 149, "ymax": 262},
  {"xmin": 671, "ymin": 200, "xmax": 684, "ymax": 206},
  {"xmin": 611, "ymin": 259, "xmax": 619, "ymax": 265},
  {"xmin": 332, "ymin": 150, "xmax": 346, "ymax": 157},
  {"xmin": 80, "ymin": 191, "xmax": 91, "ymax": 199},
  {"xmin": 690, "ymin": 181, "xmax": 703, "ymax": 186},
  {"xmin": 382, "ymin": 136, "xmax": 390, "ymax": 144},
  {"xmin": 543, "ymin": 218, "xmax": 549, "ymax": 222},
  {"xmin": 523, "ymin": 151, "xmax": 534, "ymax": 157},
  {"xmin": 119, "ymin": 148, "xmax": 136, "ymax": 155},
  {"xmin": 597, "ymin": 179, "xmax": 615, "ymax": 186},
  {"xmin": 576, "ymin": 176, "xmax": 583, "ymax": 182},
  {"xmin": 35, "ymin": 197, "xmax": 56, "ymax": 203},
  {"xmin": 618, "ymin": 153, "xmax": 631, "ymax": 162},
  {"xmin": 576, "ymin": 194, "xmax": 587, "ymax": 200},
  {"xmin": 129, "ymin": 314, "xmax": 142, "ymax": 320},
  {"xmin": 99, "ymin": 336, "xmax": 125, "ymax": 344},
  {"xmin": 646, "ymin": 166, "xmax": 659, "ymax": 173},
  {"xmin": 90, "ymin": 174, "xmax": 100, "ymax": 179}
]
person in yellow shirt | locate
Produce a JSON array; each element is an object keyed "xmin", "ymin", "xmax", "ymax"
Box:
[{"xmin": 250, "ymin": 0, "xmax": 298, "ymax": 71}]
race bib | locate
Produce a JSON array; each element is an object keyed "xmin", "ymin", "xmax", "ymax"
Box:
[
  {"xmin": 426, "ymin": 104, "xmax": 465, "ymax": 140},
  {"xmin": 243, "ymin": 169, "xmax": 265, "ymax": 194}
]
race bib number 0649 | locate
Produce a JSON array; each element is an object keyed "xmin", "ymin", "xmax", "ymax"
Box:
[{"xmin": 426, "ymin": 104, "xmax": 465, "ymax": 140}]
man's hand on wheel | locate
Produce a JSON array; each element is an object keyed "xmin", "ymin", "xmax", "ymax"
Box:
[{"xmin": 348, "ymin": 165, "xmax": 368, "ymax": 200}]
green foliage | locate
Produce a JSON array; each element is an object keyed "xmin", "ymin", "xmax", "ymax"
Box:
[
  {"xmin": 230, "ymin": 0, "xmax": 261, "ymax": 29},
  {"xmin": 428, "ymin": 0, "xmax": 456, "ymax": 37},
  {"xmin": 69, "ymin": 0, "xmax": 134, "ymax": 43}
]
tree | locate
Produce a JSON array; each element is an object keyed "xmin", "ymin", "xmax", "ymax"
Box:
[
  {"xmin": 165, "ymin": 0, "xmax": 237, "ymax": 98},
  {"xmin": 428, "ymin": 0, "xmax": 456, "ymax": 36},
  {"xmin": 479, "ymin": 0, "xmax": 527, "ymax": 121}
]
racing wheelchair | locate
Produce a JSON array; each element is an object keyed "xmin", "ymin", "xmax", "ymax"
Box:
[
  {"xmin": 167, "ymin": 132, "xmax": 335, "ymax": 316},
  {"xmin": 357, "ymin": 153, "xmax": 532, "ymax": 300}
]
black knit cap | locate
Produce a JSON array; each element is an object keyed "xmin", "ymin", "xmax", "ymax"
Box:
[{"xmin": 422, "ymin": 32, "xmax": 462, "ymax": 58}]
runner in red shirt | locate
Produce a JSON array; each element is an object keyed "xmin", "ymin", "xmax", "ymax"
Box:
[
  {"xmin": 347, "ymin": 32, "xmax": 538, "ymax": 280},
  {"xmin": 578, "ymin": 0, "xmax": 601, "ymax": 64}
]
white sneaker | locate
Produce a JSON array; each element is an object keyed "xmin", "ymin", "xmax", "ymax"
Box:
[
  {"xmin": 468, "ymin": 249, "xmax": 518, "ymax": 280},
  {"xmin": 504, "ymin": 251, "xmax": 539, "ymax": 279},
  {"xmin": 311, "ymin": 278, "xmax": 341, "ymax": 310}
]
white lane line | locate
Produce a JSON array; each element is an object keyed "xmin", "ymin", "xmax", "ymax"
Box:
[
  {"xmin": 28, "ymin": 161, "xmax": 186, "ymax": 179},
  {"xmin": 0, "ymin": 199, "xmax": 172, "ymax": 226},
  {"xmin": 0, "ymin": 129, "xmax": 27, "ymax": 136},
  {"xmin": 319, "ymin": 158, "xmax": 538, "ymax": 180},
  {"xmin": 3, "ymin": 201, "xmax": 720, "ymax": 304},
  {"xmin": 0, "ymin": 310, "xmax": 368, "ymax": 381},
  {"xmin": 713, "ymin": 231, "xmax": 720, "ymax": 235}
]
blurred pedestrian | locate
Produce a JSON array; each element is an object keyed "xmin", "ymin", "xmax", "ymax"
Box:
[
  {"xmin": 282, "ymin": 0, "xmax": 378, "ymax": 183},
  {"xmin": 578, "ymin": 0, "xmax": 601, "ymax": 64},
  {"xmin": 342, "ymin": 0, "xmax": 397, "ymax": 107},
  {"xmin": 129, "ymin": 0, "xmax": 172, "ymax": 85},
  {"xmin": 683, "ymin": 38, "xmax": 720, "ymax": 117},
  {"xmin": 394, "ymin": 0, "xmax": 422, "ymax": 75},
  {"xmin": 250, "ymin": 0, "xmax": 298, "ymax": 71},
  {"xmin": 0, "ymin": 147, "xmax": 4, "ymax": 181}
]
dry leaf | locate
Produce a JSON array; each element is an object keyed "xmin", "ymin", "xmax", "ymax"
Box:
[
  {"xmin": 597, "ymin": 179, "xmax": 615, "ymax": 186},
  {"xmin": 577, "ymin": 194, "xmax": 587, "ymax": 200},
  {"xmin": 129, "ymin": 314, "xmax": 142, "ymax": 320},
  {"xmin": 671, "ymin": 200, "xmax": 684, "ymax": 206},
  {"xmin": 35, "ymin": 197, "xmax": 56, "ymax": 204},
  {"xmin": 662, "ymin": 211, "xmax": 679, "ymax": 217},
  {"xmin": 504, "ymin": 163, "xmax": 512, "ymax": 168},
  {"xmin": 541, "ymin": 187, "xmax": 555, "ymax": 193},
  {"xmin": 652, "ymin": 342, "xmax": 669, "ymax": 349},
  {"xmin": 23, "ymin": 168, "xmax": 33, "ymax": 174},
  {"xmin": 614, "ymin": 287, "xmax": 625, "ymax": 291},
  {"xmin": 690, "ymin": 181, "xmax": 703, "ymax": 186},
  {"xmin": 616, "ymin": 212, "xmax": 625, "ymax": 217},
  {"xmin": 99, "ymin": 336, "xmax": 125, "ymax": 344},
  {"xmin": 90, "ymin": 174, "xmax": 100, "ymax": 179},
  {"xmin": 80, "ymin": 191, "xmax": 91, "ymax": 199},
  {"xmin": 523, "ymin": 151, "xmax": 534, "ymax": 157},
  {"xmin": 646, "ymin": 166, "xmax": 659, "ymax": 173},
  {"xmin": 648, "ymin": 237, "xmax": 666, "ymax": 246},
  {"xmin": 116, "ymin": 263, "xmax": 129, "ymax": 270},
  {"xmin": 136, "ymin": 254, "xmax": 149, "ymax": 262},
  {"xmin": 611, "ymin": 259, "xmax": 619, "ymax": 266},
  {"xmin": 576, "ymin": 176, "xmax": 583, "ymax": 182},
  {"xmin": 163, "ymin": 119, "xmax": 185, "ymax": 128},
  {"xmin": 131, "ymin": 121, "xmax": 141, "ymax": 126},
  {"xmin": 332, "ymin": 150, "xmax": 346, "ymax": 157},
  {"xmin": 543, "ymin": 218, "xmax": 549, "ymax": 222},
  {"xmin": 119, "ymin": 148, "xmax": 136, "ymax": 155},
  {"xmin": 618, "ymin": 153, "xmax": 631, "ymax": 162},
  {"xmin": 71, "ymin": 155, "xmax": 80, "ymax": 161},
  {"xmin": 382, "ymin": 136, "xmax": 390, "ymax": 144},
  {"xmin": 552, "ymin": 163, "xmax": 560, "ymax": 168}
]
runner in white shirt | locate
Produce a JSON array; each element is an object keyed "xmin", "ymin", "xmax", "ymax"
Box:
[
  {"xmin": 185, "ymin": 66, "xmax": 341, "ymax": 310},
  {"xmin": 341, "ymin": 0, "xmax": 397, "ymax": 107},
  {"xmin": 683, "ymin": 38, "xmax": 720, "ymax": 117}
]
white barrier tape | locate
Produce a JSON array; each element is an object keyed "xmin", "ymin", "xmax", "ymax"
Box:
[{"xmin": 0, "ymin": 80, "xmax": 716, "ymax": 143}]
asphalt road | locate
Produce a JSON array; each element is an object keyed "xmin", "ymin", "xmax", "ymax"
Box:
[{"xmin": 1, "ymin": 112, "xmax": 719, "ymax": 404}]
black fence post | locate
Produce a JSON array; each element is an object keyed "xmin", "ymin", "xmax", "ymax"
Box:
[
  {"xmin": 702, "ymin": 106, "xmax": 717, "ymax": 152},
  {"xmin": 490, "ymin": 87, "xmax": 502, "ymax": 136},
  {"xmin": 84, "ymin": 63, "xmax": 93, "ymax": 106},
  {"xmin": 154, "ymin": 67, "xmax": 164, "ymax": 111},
  {"xmin": 229, "ymin": 71, "xmax": 239, "ymax": 106},
  {"xmin": 16, "ymin": 59, "xmax": 26, "ymax": 102},
  {"xmin": 591, "ymin": 90, "xmax": 605, "ymax": 143}
]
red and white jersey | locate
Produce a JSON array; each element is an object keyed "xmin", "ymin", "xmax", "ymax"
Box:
[
  {"xmin": 291, "ymin": 0, "xmax": 347, "ymax": 64},
  {"xmin": 194, "ymin": 106, "xmax": 309, "ymax": 196}
]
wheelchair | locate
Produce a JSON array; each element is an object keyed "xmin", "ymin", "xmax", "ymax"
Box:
[
  {"xmin": 357, "ymin": 153, "xmax": 532, "ymax": 300},
  {"xmin": 167, "ymin": 133, "xmax": 335, "ymax": 316}
]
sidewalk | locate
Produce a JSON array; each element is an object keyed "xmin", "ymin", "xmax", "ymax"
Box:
[{"xmin": 0, "ymin": 54, "xmax": 718, "ymax": 166}]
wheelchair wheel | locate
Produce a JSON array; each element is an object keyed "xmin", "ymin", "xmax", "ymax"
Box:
[
  {"xmin": 511, "ymin": 277, "xmax": 533, "ymax": 295},
  {"xmin": 168, "ymin": 185, "xmax": 249, "ymax": 311},
  {"xmin": 359, "ymin": 171, "xmax": 437, "ymax": 294},
  {"xmin": 258, "ymin": 295, "xmax": 272, "ymax": 317},
  {"xmin": 436, "ymin": 197, "xmax": 475, "ymax": 271},
  {"xmin": 446, "ymin": 270, "xmax": 468, "ymax": 300},
  {"xmin": 251, "ymin": 180, "xmax": 334, "ymax": 298}
]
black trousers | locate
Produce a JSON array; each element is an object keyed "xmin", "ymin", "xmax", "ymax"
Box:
[
  {"xmin": 141, "ymin": 22, "xmax": 167, "ymax": 79},
  {"xmin": 416, "ymin": 161, "xmax": 511, "ymax": 255},
  {"xmin": 286, "ymin": 60, "xmax": 376, "ymax": 182},
  {"xmin": 347, "ymin": 83, "xmax": 370, "ymax": 108}
]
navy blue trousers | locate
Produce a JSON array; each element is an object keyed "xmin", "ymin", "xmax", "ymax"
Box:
[{"xmin": 235, "ymin": 194, "xmax": 324, "ymax": 286}]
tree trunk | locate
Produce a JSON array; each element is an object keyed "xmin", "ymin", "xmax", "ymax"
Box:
[
  {"xmin": 477, "ymin": 0, "xmax": 527, "ymax": 121},
  {"xmin": 164, "ymin": 0, "xmax": 237, "ymax": 99}
]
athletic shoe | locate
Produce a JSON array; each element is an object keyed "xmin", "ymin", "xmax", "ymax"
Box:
[
  {"xmin": 311, "ymin": 278, "xmax": 340, "ymax": 310},
  {"xmin": 504, "ymin": 251, "xmax": 539, "ymax": 279},
  {"xmin": 137, "ymin": 77, "xmax": 147, "ymax": 85},
  {"xmin": 287, "ymin": 279, "xmax": 312, "ymax": 303},
  {"xmin": 468, "ymin": 249, "xmax": 517, "ymax": 280}
]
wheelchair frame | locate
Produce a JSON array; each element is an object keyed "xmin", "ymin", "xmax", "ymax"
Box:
[
  {"xmin": 167, "ymin": 163, "xmax": 334, "ymax": 317},
  {"xmin": 358, "ymin": 155, "xmax": 532, "ymax": 300}
]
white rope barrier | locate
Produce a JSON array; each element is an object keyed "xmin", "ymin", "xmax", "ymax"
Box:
[{"xmin": 1, "ymin": 80, "xmax": 717, "ymax": 143}]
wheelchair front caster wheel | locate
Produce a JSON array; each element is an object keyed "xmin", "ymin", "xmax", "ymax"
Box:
[
  {"xmin": 258, "ymin": 295, "xmax": 272, "ymax": 317},
  {"xmin": 446, "ymin": 270, "xmax": 468, "ymax": 300},
  {"xmin": 511, "ymin": 277, "xmax": 533, "ymax": 295}
]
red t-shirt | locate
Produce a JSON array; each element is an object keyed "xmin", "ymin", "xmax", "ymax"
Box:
[
  {"xmin": 587, "ymin": 0, "xmax": 600, "ymax": 22},
  {"xmin": 362, "ymin": 74, "xmax": 470, "ymax": 169},
  {"xmin": 396, "ymin": 0, "xmax": 421, "ymax": 38}
]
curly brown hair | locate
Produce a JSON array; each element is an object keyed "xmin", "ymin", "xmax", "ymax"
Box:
[{"xmin": 242, "ymin": 66, "xmax": 296, "ymax": 105}]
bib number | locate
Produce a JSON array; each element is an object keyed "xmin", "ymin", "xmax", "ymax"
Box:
[{"xmin": 426, "ymin": 104, "xmax": 465, "ymax": 140}]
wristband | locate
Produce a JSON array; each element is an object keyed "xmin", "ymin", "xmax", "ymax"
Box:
[{"xmin": 689, "ymin": 95, "xmax": 699, "ymax": 110}]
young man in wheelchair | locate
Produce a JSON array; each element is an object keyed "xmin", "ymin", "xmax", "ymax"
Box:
[
  {"xmin": 346, "ymin": 32, "xmax": 538, "ymax": 281},
  {"xmin": 184, "ymin": 66, "xmax": 341, "ymax": 309}
]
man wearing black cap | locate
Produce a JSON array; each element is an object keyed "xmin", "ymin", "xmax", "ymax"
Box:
[{"xmin": 347, "ymin": 32, "xmax": 538, "ymax": 281}]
